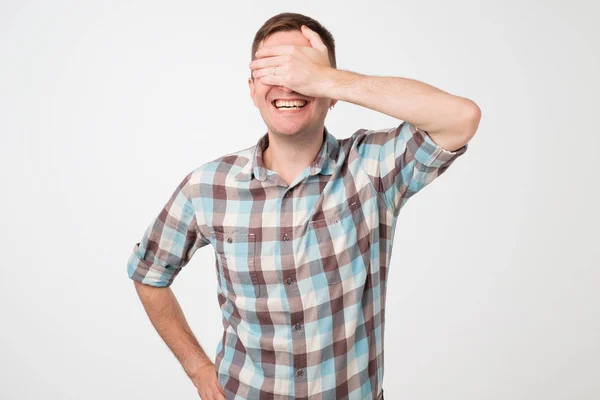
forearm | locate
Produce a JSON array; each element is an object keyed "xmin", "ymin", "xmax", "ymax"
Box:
[
  {"xmin": 133, "ymin": 280, "xmax": 212, "ymax": 378},
  {"xmin": 325, "ymin": 69, "xmax": 477, "ymax": 137}
]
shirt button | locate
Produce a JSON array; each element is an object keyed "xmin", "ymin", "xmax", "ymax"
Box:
[
  {"xmin": 283, "ymin": 233, "xmax": 289, "ymax": 241},
  {"xmin": 294, "ymin": 323, "xmax": 302, "ymax": 331},
  {"xmin": 297, "ymin": 369, "xmax": 304, "ymax": 377},
  {"xmin": 226, "ymin": 237, "xmax": 233, "ymax": 243},
  {"xmin": 286, "ymin": 277, "xmax": 293, "ymax": 286}
]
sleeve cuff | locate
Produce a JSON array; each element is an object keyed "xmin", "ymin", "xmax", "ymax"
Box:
[
  {"xmin": 412, "ymin": 125, "xmax": 468, "ymax": 168},
  {"xmin": 127, "ymin": 243, "xmax": 179, "ymax": 287}
]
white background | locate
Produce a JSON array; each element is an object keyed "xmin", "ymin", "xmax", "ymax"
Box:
[{"xmin": 1, "ymin": 0, "xmax": 598, "ymax": 399}]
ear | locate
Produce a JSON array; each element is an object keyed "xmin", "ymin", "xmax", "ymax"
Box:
[{"xmin": 248, "ymin": 77, "xmax": 258, "ymax": 107}]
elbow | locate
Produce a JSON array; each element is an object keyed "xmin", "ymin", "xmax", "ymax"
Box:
[
  {"xmin": 466, "ymin": 100, "xmax": 482, "ymax": 126},
  {"xmin": 461, "ymin": 100, "xmax": 482, "ymax": 139}
]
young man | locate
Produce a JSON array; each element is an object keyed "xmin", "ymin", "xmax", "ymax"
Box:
[{"xmin": 127, "ymin": 12, "xmax": 480, "ymax": 400}]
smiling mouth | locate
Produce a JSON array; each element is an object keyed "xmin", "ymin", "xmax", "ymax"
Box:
[{"xmin": 271, "ymin": 99, "xmax": 308, "ymax": 110}]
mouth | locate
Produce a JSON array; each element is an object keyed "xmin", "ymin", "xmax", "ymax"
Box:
[{"xmin": 271, "ymin": 99, "xmax": 309, "ymax": 112}]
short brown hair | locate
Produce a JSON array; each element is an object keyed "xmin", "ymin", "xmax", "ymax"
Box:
[{"xmin": 251, "ymin": 12, "xmax": 337, "ymax": 69}]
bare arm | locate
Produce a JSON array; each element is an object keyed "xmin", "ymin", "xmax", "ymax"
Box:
[
  {"xmin": 133, "ymin": 281, "xmax": 226, "ymax": 400},
  {"xmin": 325, "ymin": 71, "xmax": 481, "ymax": 152},
  {"xmin": 251, "ymin": 26, "xmax": 481, "ymax": 152}
]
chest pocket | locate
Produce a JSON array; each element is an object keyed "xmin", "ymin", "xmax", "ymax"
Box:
[
  {"xmin": 214, "ymin": 230, "xmax": 260, "ymax": 298},
  {"xmin": 306, "ymin": 201, "xmax": 371, "ymax": 285}
]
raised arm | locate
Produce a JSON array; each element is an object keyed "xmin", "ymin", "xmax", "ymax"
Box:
[{"xmin": 250, "ymin": 25, "xmax": 481, "ymax": 152}]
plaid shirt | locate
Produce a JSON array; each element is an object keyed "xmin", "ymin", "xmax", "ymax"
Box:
[{"xmin": 127, "ymin": 121, "xmax": 468, "ymax": 400}]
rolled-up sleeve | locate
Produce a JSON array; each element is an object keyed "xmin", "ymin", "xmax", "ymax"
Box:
[
  {"xmin": 358, "ymin": 121, "xmax": 468, "ymax": 216},
  {"xmin": 127, "ymin": 171, "xmax": 210, "ymax": 287}
]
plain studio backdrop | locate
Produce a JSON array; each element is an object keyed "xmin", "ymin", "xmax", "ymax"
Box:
[{"xmin": 1, "ymin": 0, "xmax": 598, "ymax": 399}]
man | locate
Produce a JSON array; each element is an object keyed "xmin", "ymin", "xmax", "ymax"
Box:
[{"xmin": 127, "ymin": 12, "xmax": 480, "ymax": 400}]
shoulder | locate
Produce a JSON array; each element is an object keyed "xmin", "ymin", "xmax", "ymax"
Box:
[
  {"xmin": 345, "ymin": 126, "xmax": 397, "ymax": 159},
  {"xmin": 187, "ymin": 144, "xmax": 255, "ymax": 185},
  {"xmin": 346, "ymin": 126, "xmax": 397, "ymax": 148}
]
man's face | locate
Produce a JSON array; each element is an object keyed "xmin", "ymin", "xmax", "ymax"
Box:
[{"xmin": 248, "ymin": 29, "xmax": 334, "ymax": 137}]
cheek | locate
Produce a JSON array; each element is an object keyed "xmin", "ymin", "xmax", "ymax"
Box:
[
  {"xmin": 313, "ymin": 100, "xmax": 330, "ymax": 113},
  {"xmin": 254, "ymin": 78, "xmax": 267, "ymax": 89},
  {"xmin": 253, "ymin": 83, "xmax": 267, "ymax": 96},
  {"xmin": 257, "ymin": 87, "xmax": 272, "ymax": 106}
]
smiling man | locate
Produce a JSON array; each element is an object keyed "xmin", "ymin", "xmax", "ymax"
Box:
[{"xmin": 127, "ymin": 12, "xmax": 480, "ymax": 400}]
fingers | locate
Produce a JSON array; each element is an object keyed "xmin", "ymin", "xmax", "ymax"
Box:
[
  {"xmin": 249, "ymin": 55, "xmax": 288, "ymax": 72},
  {"xmin": 215, "ymin": 370, "xmax": 226, "ymax": 397},
  {"xmin": 255, "ymin": 74, "xmax": 283, "ymax": 86},
  {"xmin": 301, "ymin": 25, "xmax": 327, "ymax": 52},
  {"xmin": 217, "ymin": 381, "xmax": 226, "ymax": 397},
  {"xmin": 212, "ymin": 386, "xmax": 226, "ymax": 400},
  {"xmin": 192, "ymin": 362, "xmax": 227, "ymax": 400},
  {"xmin": 252, "ymin": 66, "xmax": 283, "ymax": 80},
  {"xmin": 255, "ymin": 45, "xmax": 293, "ymax": 59},
  {"xmin": 211, "ymin": 383, "xmax": 226, "ymax": 400},
  {"xmin": 197, "ymin": 383, "xmax": 226, "ymax": 400}
]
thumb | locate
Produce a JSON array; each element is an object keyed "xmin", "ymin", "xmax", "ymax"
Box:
[{"xmin": 301, "ymin": 25, "xmax": 327, "ymax": 52}]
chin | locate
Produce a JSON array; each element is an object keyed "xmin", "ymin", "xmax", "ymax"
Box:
[{"xmin": 270, "ymin": 121, "xmax": 309, "ymax": 136}]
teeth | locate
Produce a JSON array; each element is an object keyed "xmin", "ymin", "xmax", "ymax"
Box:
[{"xmin": 274, "ymin": 99, "xmax": 307, "ymax": 109}]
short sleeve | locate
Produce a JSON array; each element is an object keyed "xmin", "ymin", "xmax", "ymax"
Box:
[
  {"xmin": 357, "ymin": 121, "xmax": 468, "ymax": 216},
  {"xmin": 127, "ymin": 171, "xmax": 210, "ymax": 287}
]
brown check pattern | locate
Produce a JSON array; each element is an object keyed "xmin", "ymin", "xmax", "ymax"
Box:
[{"xmin": 127, "ymin": 122, "xmax": 468, "ymax": 399}]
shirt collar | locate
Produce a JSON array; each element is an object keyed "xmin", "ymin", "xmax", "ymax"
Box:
[{"xmin": 235, "ymin": 127, "xmax": 339, "ymax": 182}]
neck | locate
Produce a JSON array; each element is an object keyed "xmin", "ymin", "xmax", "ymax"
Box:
[{"xmin": 263, "ymin": 126, "xmax": 325, "ymax": 184}]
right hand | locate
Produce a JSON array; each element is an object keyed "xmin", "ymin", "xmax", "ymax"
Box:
[{"xmin": 191, "ymin": 362, "xmax": 226, "ymax": 400}]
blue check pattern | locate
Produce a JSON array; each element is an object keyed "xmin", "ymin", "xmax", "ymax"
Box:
[{"xmin": 127, "ymin": 121, "xmax": 468, "ymax": 399}]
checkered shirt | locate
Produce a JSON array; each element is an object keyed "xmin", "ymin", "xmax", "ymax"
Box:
[{"xmin": 127, "ymin": 121, "xmax": 468, "ymax": 399}]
